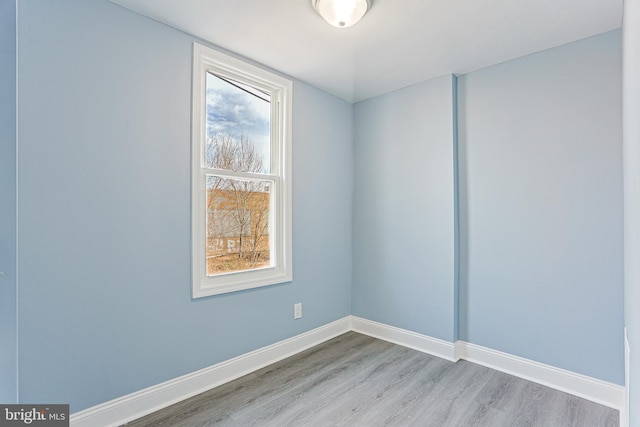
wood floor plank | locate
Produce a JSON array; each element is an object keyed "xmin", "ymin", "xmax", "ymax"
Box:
[{"xmin": 123, "ymin": 332, "xmax": 619, "ymax": 427}]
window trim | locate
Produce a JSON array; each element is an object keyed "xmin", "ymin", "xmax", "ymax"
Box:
[{"xmin": 192, "ymin": 43, "xmax": 292, "ymax": 298}]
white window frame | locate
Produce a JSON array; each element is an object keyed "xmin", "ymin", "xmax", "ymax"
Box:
[{"xmin": 192, "ymin": 43, "xmax": 292, "ymax": 298}]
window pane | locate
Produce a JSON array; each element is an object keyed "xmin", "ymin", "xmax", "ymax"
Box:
[
  {"xmin": 205, "ymin": 73, "xmax": 271, "ymax": 173},
  {"xmin": 206, "ymin": 176, "xmax": 271, "ymax": 275}
]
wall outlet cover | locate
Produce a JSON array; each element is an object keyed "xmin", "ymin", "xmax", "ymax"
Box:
[{"xmin": 294, "ymin": 303, "xmax": 302, "ymax": 319}]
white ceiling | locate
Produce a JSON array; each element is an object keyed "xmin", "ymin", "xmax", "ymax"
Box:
[{"xmin": 110, "ymin": 0, "xmax": 623, "ymax": 103}]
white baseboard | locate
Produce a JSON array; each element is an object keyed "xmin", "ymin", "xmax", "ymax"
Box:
[
  {"xmin": 350, "ymin": 316, "xmax": 457, "ymax": 362},
  {"xmin": 351, "ymin": 316, "xmax": 624, "ymax": 411},
  {"xmin": 71, "ymin": 316, "xmax": 625, "ymax": 426},
  {"xmin": 458, "ymin": 341, "xmax": 625, "ymax": 412},
  {"xmin": 70, "ymin": 317, "xmax": 351, "ymax": 427}
]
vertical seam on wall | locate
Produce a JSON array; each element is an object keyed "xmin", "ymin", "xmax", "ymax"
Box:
[
  {"xmin": 452, "ymin": 74, "xmax": 460, "ymax": 343},
  {"xmin": 15, "ymin": 0, "xmax": 19, "ymax": 403}
]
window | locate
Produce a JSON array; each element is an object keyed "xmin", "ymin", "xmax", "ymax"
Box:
[{"xmin": 192, "ymin": 43, "xmax": 292, "ymax": 297}]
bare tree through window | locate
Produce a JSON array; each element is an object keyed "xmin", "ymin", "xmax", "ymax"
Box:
[{"xmin": 205, "ymin": 135, "xmax": 271, "ymax": 275}]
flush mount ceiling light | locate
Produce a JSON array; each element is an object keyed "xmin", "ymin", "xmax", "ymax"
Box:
[{"xmin": 313, "ymin": 0, "xmax": 372, "ymax": 28}]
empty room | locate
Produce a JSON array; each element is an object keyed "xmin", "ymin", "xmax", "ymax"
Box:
[{"xmin": 2, "ymin": 0, "xmax": 640, "ymax": 426}]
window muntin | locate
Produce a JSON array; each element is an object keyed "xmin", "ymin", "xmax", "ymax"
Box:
[{"xmin": 192, "ymin": 44, "xmax": 292, "ymax": 297}]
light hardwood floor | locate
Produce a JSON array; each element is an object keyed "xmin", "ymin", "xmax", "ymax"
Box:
[{"xmin": 124, "ymin": 332, "xmax": 619, "ymax": 426}]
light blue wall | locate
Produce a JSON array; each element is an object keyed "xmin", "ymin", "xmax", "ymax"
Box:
[
  {"xmin": 623, "ymin": 0, "xmax": 640, "ymax": 423},
  {"xmin": 17, "ymin": 0, "xmax": 352, "ymax": 411},
  {"xmin": 352, "ymin": 75, "xmax": 457, "ymax": 342},
  {"xmin": 0, "ymin": 0, "xmax": 17, "ymax": 404},
  {"xmin": 458, "ymin": 31, "xmax": 624, "ymax": 384}
]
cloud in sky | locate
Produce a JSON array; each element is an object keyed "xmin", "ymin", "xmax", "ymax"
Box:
[{"xmin": 206, "ymin": 73, "xmax": 271, "ymax": 163}]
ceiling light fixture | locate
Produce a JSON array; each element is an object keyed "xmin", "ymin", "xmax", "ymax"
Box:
[{"xmin": 313, "ymin": 0, "xmax": 371, "ymax": 28}]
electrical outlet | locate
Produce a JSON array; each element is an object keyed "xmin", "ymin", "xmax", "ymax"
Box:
[{"xmin": 294, "ymin": 303, "xmax": 302, "ymax": 319}]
